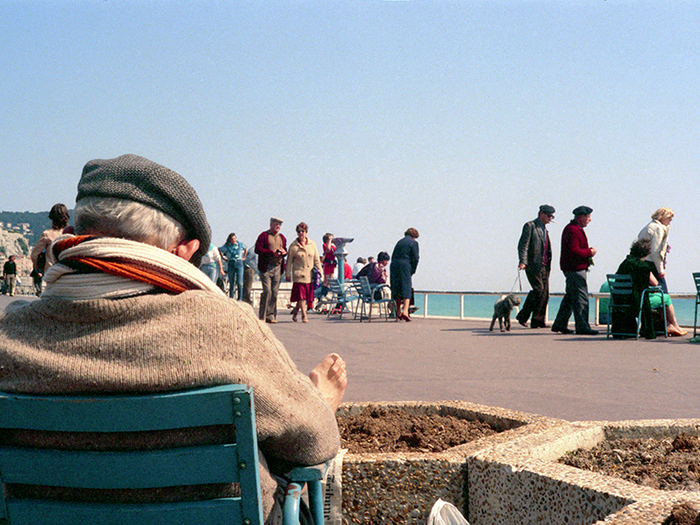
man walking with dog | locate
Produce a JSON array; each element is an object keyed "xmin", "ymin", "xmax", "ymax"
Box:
[
  {"xmin": 516, "ymin": 204, "xmax": 555, "ymax": 329},
  {"xmin": 551, "ymin": 205, "xmax": 599, "ymax": 335}
]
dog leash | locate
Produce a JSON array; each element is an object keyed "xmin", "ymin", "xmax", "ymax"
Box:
[{"xmin": 510, "ymin": 270, "xmax": 522, "ymax": 294}]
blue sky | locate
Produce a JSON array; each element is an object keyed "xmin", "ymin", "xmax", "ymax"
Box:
[{"xmin": 2, "ymin": 1, "xmax": 699, "ymax": 292}]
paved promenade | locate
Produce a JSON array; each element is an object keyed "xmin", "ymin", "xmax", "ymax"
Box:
[
  {"xmin": 270, "ymin": 310, "xmax": 700, "ymax": 423},
  {"xmin": 3, "ymin": 294, "xmax": 699, "ymax": 423}
]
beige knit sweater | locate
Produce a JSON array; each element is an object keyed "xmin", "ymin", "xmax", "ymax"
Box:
[{"xmin": 0, "ymin": 291, "xmax": 340, "ymax": 524}]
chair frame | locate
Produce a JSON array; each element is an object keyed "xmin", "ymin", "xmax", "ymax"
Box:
[
  {"xmin": 605, "ymin": 273, "xmax": 667, "ymax": 340},
  {"xmin": 0, "ymin": 385, "xmax": 324, "ymax": 525},
  {"xmin": 693, "ymin": 272, "xmax": 700, "ymax": 337},
  {"xmin": 353, "ymin": 276, "xmax": 395, "ymax": 322}
]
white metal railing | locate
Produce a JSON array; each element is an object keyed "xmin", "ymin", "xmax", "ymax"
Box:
[
  {"xmin": 7, "ymin": 284, "xmax": 697, "ymax": 328},
  {"xmin": 413, "ymin": 290, "xmax": 697, "ymax": 328}
]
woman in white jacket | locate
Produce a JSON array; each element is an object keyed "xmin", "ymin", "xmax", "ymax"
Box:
[{"xmin": 637, "ymin": 207, "xmax": 674, "ymax": 292}]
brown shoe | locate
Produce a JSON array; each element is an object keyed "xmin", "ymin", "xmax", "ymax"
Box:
[{"xmin": 266, "ymin": 319, "xmax": 278, "ymax": 324}]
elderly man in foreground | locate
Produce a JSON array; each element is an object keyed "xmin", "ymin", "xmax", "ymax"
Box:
[{"xmin": 0, "ymin": 154, "xmax": 346, "ymax": 525}]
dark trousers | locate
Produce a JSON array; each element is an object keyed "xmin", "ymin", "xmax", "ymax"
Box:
[
  {"xmin": 517, "ymin": 266, "xmax": 550, "ymax": 327},
  {"xmin": 242, "ymin": 266, "xmax": 255, "ymax": 305},
  {"xmin": 552, "ymin": 270, "xmax": 591, "ymax": 333},
  {"xmin": 259, "ymin": 265, "xmax": 282, "ymax": 321}
]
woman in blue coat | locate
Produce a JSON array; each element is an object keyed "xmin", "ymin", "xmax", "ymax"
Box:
[{"xmin": 390, "ymin": 228, "xmax": 420, "ymax": 321}]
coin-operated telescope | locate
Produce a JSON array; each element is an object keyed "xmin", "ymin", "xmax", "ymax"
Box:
[{"xmin": 332, "ymin": 237, "xmax": 353, "ymax": 285}]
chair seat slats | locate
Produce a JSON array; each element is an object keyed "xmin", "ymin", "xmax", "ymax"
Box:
[
  {"xmin": 0, "ymin": 445, "xmax": 240, "ymax": 488},
  {"xmin": 0, "ymin": 385, "xmax": 245, "ymax": 432},
  {"xmin": 6, "ymin": 498, "xmax": 244, "ymax": 525}
]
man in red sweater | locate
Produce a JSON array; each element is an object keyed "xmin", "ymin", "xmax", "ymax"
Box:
[{"xmin": 551, "ymin": 206, "xmax": 599, "ymax": 335}]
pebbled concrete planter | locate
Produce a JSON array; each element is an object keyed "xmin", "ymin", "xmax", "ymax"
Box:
[
  {"xmin": 468, "ymin": 419, "xmax": 700, "ymax": 525},
  {"xmin": 337, "ymin": 403, "xmax": 700, "ymax": 525},
  {"xmin": 337, "ymin": 401, "xmax": 563, "ymax": 525}
]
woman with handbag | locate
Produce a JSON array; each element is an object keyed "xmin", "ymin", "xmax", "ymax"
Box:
[{"xmin": 286, "ymin": 222, "xmax": 322, "ymax": 323}]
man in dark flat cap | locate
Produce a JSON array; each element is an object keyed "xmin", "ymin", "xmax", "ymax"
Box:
[
  {"xmin": 516, "ymin": 204, "xmax": 555, "ymax": 328},
  {"xmin": 551, "ymin": 206, "xmax": 598, "ymax": 335}
]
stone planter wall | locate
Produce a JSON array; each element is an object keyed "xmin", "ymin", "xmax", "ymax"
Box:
[
  {"xmin": 467, "ymin": 419, "xmax": 700, "ymax": 525},
  {"xmin": 337, "ymin": 401, "xmax": 564, "ymax": 525},
  {"xmin": 337, "ymin": 402, "xmax": 700, "ymax": 525}
]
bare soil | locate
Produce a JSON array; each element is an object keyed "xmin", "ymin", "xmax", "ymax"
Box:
[
  {"xmin": 337, "ymin": 406, "xmax": 498, "ymax": 454},
  {"xmin": 664, "ymin": 502, "xmax": 700, "ymax": 525},
  {"xmin": 559, "ymin": 433, "xmax": 700, "ymax": 525}
]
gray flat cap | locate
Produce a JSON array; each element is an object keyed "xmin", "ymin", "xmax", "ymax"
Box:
[{"xmin": 77, "ymin": 154, "xmax": 211, "ymax": 265}]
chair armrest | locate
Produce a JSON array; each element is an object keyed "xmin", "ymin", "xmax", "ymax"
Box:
[
  {"xmin": 371, "ymin": 283, "xmax": 391, "ymax": 300},
  {"xmin": 287, "ymin": 462, "xmax": 328, "ymax": 482}
]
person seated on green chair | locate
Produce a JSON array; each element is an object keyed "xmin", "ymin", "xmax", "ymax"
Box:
[
  {"xmin": 0, "ymin": 154, "xmax": 347, "ymax": 525},
  {"xmin": 356, "ymin": 251, "xmax": 390, "ymax": 299},
  {"xmin": 613, "ymin": 238, "xmax": 686, "ymax": 338}
]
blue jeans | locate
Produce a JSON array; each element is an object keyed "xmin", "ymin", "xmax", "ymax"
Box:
[{"xmin": 228, "ymin": 260, "xmax": 244, "ymax": 300}]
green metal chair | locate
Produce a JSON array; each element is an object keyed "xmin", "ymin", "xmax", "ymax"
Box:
[
  {"xmin": 606, "ymin": 273, "xmax": 667, "ymax": 339},
  {"xmin": 326, "ymin": 278, "xmax": 359, "ymax": 319},
  {"xmin": 353, "ymin": 277, "xmax": 395, "ymax": 322},
  {"xmin": 0, "ymin": 385, "xmax": 324, "ymax": 525},
  {"xmin": 693, "ymin": 272, "xmax": 700, "ymax": 338}
]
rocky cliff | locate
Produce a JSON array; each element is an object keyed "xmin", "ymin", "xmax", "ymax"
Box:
[{"xmin": 0, "ymin": 228, "xmax": 30, "ymax": 258}]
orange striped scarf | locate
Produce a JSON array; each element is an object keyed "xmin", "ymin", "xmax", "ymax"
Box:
[{"xmin": 53, "ymin": 235, "xmax": 193, "ymax": 294}]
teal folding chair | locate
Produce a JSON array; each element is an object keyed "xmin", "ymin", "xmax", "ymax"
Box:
[{"xmin": 0, "ymin": 385, "xmax": 324, "ymax": 525}]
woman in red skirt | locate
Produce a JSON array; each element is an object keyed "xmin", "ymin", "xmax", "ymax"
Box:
[{"xmin": 286, "ymin": 222, "xmax": 322, "ymax": 323}]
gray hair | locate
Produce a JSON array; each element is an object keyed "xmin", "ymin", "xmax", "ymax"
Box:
[{"xmin": 74, "ymin": 197, "xmax": 186, "ymax": 250}]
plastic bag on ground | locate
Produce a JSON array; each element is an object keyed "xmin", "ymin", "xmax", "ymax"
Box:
[{"xmin": 427, "ymin": 498, "xmax": 470, "ymax": 525}]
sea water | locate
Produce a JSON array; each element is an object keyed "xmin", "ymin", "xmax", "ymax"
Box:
[{"xmin": 414, "ymin": 292, "xmax": 698, "ymax": 327}]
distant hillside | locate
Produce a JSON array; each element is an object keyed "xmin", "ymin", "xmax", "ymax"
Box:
[
  {"xmin": 0, "ymin": 210, "xmax": 73, "ymax": 246},
  {"xmin": 0, "ymin": 228, "xmax": 30, "ymax": 257}
]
